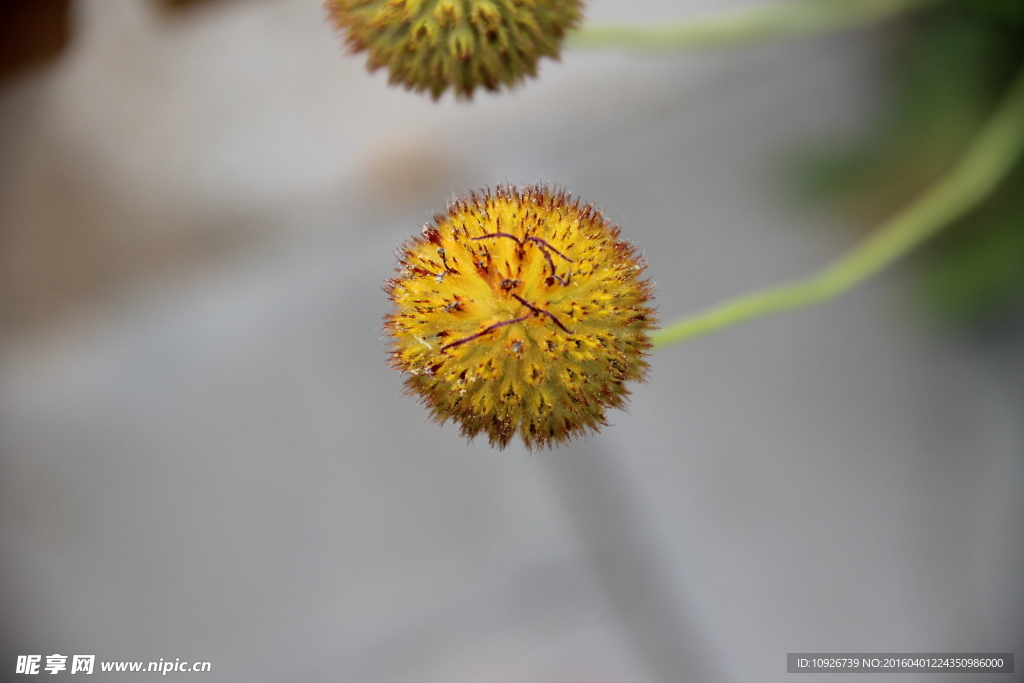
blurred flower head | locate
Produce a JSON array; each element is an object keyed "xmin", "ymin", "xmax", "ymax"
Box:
[{"xmin": 325, "ymin": 0, "xmax": 584, "ymax": 100}]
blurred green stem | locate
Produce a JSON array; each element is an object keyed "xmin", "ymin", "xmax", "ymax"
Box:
[
  {"xmin": 570, "ymin": 0, "xmax": 941, "ymax": 51},
  {"xmin": 653, "ymin": 63, "xmax": 1024, "ymax": 349}
]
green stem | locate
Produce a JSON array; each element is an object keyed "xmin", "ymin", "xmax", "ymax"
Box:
[
  {"xmin": 653, "ymin": 63, "xmax": 1024, "ymax": 349},
  {"xmin": 570, "ymin": 0, "xmax": 941, "ymax": 51}
]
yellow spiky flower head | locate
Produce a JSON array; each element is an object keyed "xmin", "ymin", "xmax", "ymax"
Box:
[
  {"xmin": 385, "ymin": 184, "xmax": 656, "ymax": 450},
  {"xmin": 325, "ymin": 0, "xmax": 584, "ymax": 100}
]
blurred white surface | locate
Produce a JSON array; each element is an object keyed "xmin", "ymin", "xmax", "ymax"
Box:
[{"xmin": 1, "ymin": 1, "xmax": 1022, "ymax": 682}]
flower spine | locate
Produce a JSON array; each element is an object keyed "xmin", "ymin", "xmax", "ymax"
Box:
[
  {"xmin": 385, "ymin": 184, "xmax": 656, "ymax": 450},
  {"xmin": 325, "ymin": 0, "xmax": 584, "ymax": 100}
]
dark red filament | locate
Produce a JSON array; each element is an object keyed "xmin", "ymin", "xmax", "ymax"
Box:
[
  {"xmin": 471, "ymin": 232, "xmax": 574, "ymax": 285},
  {"xmin": 440, "ymin": 313, "xmax": 531, "ymax": 352},
  {"xmin": 511, "ymin": 294, "xmax": 572, "ymax": 333}
]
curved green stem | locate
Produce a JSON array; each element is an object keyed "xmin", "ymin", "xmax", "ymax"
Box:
[
  {"xmin": 653, "ymin": 63, "xmax": 1024, "ymax": 350},
  {"xmin": 570, "ymin": 0, "xmax": 941, "ymax": 51}
]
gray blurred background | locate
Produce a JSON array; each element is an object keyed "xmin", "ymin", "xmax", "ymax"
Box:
[{"xmin": 1, "ymin": 1, "xmax": 1022, "ymax": 681}]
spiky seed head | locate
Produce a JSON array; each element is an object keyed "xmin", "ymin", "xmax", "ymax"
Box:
[
  {"xmin": 325, "ymin": 0, "xmax": 584, "ymax": 100},
  {"xmin": 384, "ymin": 184, "xmax": 656, "ymax": 450}
]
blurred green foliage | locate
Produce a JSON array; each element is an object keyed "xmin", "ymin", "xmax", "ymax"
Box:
[{"xmin": 804, "ymin": 0, "xmax": 1024, "ymax": 325}]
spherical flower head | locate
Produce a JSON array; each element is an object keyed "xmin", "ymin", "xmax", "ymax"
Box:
[
  {"xmin": 325, "ymin": 0, "xmax": 584, "ymax": 100},
  {"xmin": 385, "ymin": 184, "xmax": 656, "ymax": 450}
]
